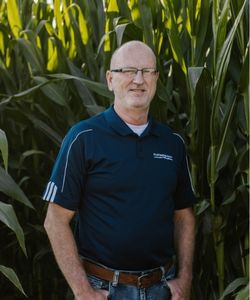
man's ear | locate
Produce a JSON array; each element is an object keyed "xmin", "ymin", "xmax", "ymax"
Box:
[{"xmin": 106, "ymin": 70, "xmax": 113, "ymax": 91}]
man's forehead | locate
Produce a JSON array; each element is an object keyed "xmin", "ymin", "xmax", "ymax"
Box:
[{"xmin": 111, "ymin": 41, "xmax": 156, "ymax": 67}]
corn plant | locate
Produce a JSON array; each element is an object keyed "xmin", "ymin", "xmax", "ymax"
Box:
[{"xmin": 0, "ymin": 0, "xmax": 248, "ymax": 299}]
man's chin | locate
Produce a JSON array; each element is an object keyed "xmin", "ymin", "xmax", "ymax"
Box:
[{"xmin": 128, "ymin": 98, "xmax": 150, "ymax": 109}]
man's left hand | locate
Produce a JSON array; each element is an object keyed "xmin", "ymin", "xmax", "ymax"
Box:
[{"xmin": 167, "ymin": 277, "xmax": 192, "ymax": 300}]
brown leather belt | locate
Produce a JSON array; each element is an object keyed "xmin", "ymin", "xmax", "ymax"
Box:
[{"xmin": 82, "ymin": 259, "xmax": 173, "ymax": 289}]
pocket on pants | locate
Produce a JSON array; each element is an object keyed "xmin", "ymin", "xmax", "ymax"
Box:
[
  {"xmin": 163, "ymin": 279, "xmax": 171, "ymax": 291},
  {"xmin": 146, "ymin": 280, "xmax": 171, "ymax": 300},
  {"xmin": 165, "ymin": 265, "xmax": 176, "ymax": 281},
  {"xmin": 163, "ymin": 265, "xmax": 175, "ymax": 297},
  {"xmin": 87, "ymin": 274, "xmax": 113, "ymax": 298}
]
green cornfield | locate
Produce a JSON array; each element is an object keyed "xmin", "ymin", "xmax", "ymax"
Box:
[{"xmin": 0, "ymin": 0, "xmax": 249, "ymax": 299}]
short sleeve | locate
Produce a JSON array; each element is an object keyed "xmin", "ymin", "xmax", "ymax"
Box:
[
  {"xmin": 174, "ymin": 142, "xmax": 197, "ymax": 209},
  {"xmin": 42, "ymin": 127, "xmax": 89, "ymax": 211}
]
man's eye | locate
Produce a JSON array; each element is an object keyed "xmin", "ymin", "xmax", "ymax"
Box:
[{"xmin": 123, "ymin": 69, "xmax": 136, "ymax": 74}]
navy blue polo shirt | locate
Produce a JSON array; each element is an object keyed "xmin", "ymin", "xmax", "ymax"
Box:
[{"xmin": 43, "ymin": 106, "xmax": 196, "ymax": 270}]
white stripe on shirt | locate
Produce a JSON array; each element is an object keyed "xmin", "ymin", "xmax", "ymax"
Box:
[
  {"xmin": 61, "ymin": 129, "xmax": 93, "ymax": 192},
  {"xmin": 43, "ymin": 181, "xmax": 51, "ymax": 200},
  {"xmin": 50, "ymin": 184, "xmax": 58, "ymax": 202},
  {"xmin": 43, "ymin": 181, "xmax": 58, "ymax": 202},
  {"xmin": 46, "ymin": 181, "xmax": 55, "ymax": 201},
  {"xmin": 173, "ymin": 133, "xmax": 195, "ymax": 193}
]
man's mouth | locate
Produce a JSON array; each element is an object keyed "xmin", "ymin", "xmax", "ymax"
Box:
[{"xmin": 129, "ymin": 89, "xmax": 146, "ymax": 93}]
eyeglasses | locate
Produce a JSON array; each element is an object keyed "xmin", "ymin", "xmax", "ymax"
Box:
[{"xmin": 111, "ymin": 67, "xmax": 158, "ymax": 79}]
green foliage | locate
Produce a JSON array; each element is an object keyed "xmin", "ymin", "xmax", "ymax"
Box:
[
  {"xmin": 0, "ymin": 0, "xmax": 248, "ymax": 299},
  {"xmin": 0, "ymin": 265, "xmax": 27, "ymax": 297}
]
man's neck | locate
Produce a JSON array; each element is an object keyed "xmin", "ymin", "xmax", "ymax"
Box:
[{"xmin": 113, "ymin": 104, "xmax": 149, "ymax": 125}]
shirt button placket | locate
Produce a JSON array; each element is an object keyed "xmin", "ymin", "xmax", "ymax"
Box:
[{"xmin": 136, "ymin": 138, "xmax": 144, "ymax": 158}]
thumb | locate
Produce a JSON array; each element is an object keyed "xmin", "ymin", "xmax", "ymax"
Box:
[{"xmin": 100, "ymin": 289, "xmax": 109, "ymax": 297}]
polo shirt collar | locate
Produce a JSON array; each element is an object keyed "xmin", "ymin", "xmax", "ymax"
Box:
[{"xmin": 104, "ymin": 106, "xmax": 160, "ymax": 137}]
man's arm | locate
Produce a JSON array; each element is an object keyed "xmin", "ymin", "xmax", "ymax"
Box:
[
  {"xmin": 44, "ymin": 203, "xmax": 109, "ymax": 300},
  {"xmin": 167, "ymin": 207, "xmax": 196, "ymax": 300}
]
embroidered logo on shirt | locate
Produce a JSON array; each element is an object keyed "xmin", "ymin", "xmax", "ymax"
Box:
[{"xmin": 153, "ymin": 153, "xmax": 173, "ymax": 161}]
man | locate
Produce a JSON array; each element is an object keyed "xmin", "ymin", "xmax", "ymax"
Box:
[{"xmin": 43, "ymin": 40, "xmax": 196, "ymax": 300}]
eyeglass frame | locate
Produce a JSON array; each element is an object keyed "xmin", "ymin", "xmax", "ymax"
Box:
[{"xmin": 110, "ymin": 67, "xmax": 158, "ymax": 78}]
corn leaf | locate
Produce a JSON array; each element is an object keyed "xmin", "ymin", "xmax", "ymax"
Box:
[
  {"xmin": 188, "ymin": 67, "xmax": 212, "ymax": 193},
  {"xmin": 213, "ymin": 0, "xmax": 230, "ymax": 63},
  {"xmin": 114, "ymin": 22, "xmax": 142, "ymax": 46},
  {"xmin": 239, "ymin": 50, "xmax": 249, "ymax": 132},
  {"xmin": 0, "ymin": 129, "xmax": 8, "ymax": 171},
  {"xmin": 67, "ymin": 59, "xmax": 97, "ymax": 105},
  {"xmin": 7, "ymin": 0, "xmax": 22, "ymax": 38},
  {"xmin": 22, "ymin": 114, "xmax": 62, "ymax": 146},
  {"xmin": 62, "ymin": 0, "xmax": 77, "ymax": 59},
  {"xmin": 235, "ymin": 283, "xmax": 250, "ymax": 300},
  {"xmin": 211, "ymin": 0, "xmax": 247, "ymax": 141},
  {"xmin": 0, "ymin": 265, "xmax": 26, "ymax": 296},
  {"xmin": 1, "ymin": 81, "xmax": 53, "ymax": 105},
  {"xmin": 78, "ymin": 6, "xmax": 89, "ymax": 45},
  {"xmin": 33, "ymin": 76, "xmax": 68, "ymax": 106},
  {"xmin": 17, "ymin": 38, "xmax": 44, "ymax": 74},
  {"xmin": 46, "ymin": 37, "xmax": 58, "ymax": 72},
  {"xmin": 216, "ymin": 89, "xmax": 237, "ymax": 171},
  {"xmin": 0, "ymin": 202, "xmax": 27, "ymax": 257},
  {"xmin": 54, "ymin": 0, "xmax": 65, "ymax": 47},
  {"xmin": 0, "ymin": 31, "xmax": 5, "ymax": 56},
  {"xmin": 0, "ymin": 57, "xmax": 17, "ymax": 95},
  {"xmin": 138, "ymin": 2, "xmax": 154, "ymax": 48},
  {"xmin": 219, "ymin": 277, "xmax": 249, "ymax": 299},
  {"xmin": 162, "ymin": 0, "xmax": 187, "ymax": 74},
  {"xmin": 116, "ymin": 0, "xmax": 131, "ymax": 19},
  {"xmin": 47, "ymin": 73, "xmax": 113, "ymax": 99},
  {"xmin": 0, "ymin": 166, "xmax": 34, "ymax": 210},
  {"xmin": 194, "ymin": 0, "xmax": 210, "ymax": 64}
]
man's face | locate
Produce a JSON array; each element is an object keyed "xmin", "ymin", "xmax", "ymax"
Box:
[{"xmin": 106, "ymin": 43, "xmax": 159, "ymax": 112}]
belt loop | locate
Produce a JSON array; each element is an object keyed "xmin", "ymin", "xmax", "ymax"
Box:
[
  {"xmin": 160, "ymin": 266, "xmax": 166, "ymax": 281},
  {"xmin": 112, "ymin": 270, "xmax": 119, "ymax": 287}
]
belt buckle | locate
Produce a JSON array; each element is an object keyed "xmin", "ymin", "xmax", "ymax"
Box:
[{"xmin": 137, "ymin": 272, "xmax": 152, "ymax": 288}]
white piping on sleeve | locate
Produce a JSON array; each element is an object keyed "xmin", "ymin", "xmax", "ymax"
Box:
[
  {"xmin": 173, "ymin": 133, "xmax": 195, "ymax": 193},
  {"xmin": 61, "ymin": 129, "xmax": 93, "ymax": 192},
  {"xmin": 43, "ymin": 181, "xmax": 51, "ymax": 200},
  {"xmin": 43, "ymin": 181, "xmax": 58, "ymax": 202},
  {"xmin": 50, "ymin": 184, "xmax": 58, "ymax": 202},
  {"xmin": 46, "ymin": 181, "xmax": 55, "ymax": 200},
  {"xmin": 173, "ymin": 132, "xmax": 185, "ymax": 144}
]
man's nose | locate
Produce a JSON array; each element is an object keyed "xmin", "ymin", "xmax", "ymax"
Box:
[{"xmin": 133, "ymin": 70, "xmax": 144, "ymax": 84}]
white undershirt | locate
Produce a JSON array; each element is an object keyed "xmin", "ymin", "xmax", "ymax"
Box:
[{"xmin": 126, "ymin": 122, "xmax": 149, "ymax": 136}]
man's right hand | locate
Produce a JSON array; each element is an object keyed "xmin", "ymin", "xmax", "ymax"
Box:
[
  {"xmin": 44, "ymin": 204, "xmax": 110, "ymax": 300},
  {"xmin": 77, "ymin": 288, "xmax": 109, "ymax": 300},
  {"xmin": 91, "ymin": 289, "xmax": 110, "ymax": 300}
]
